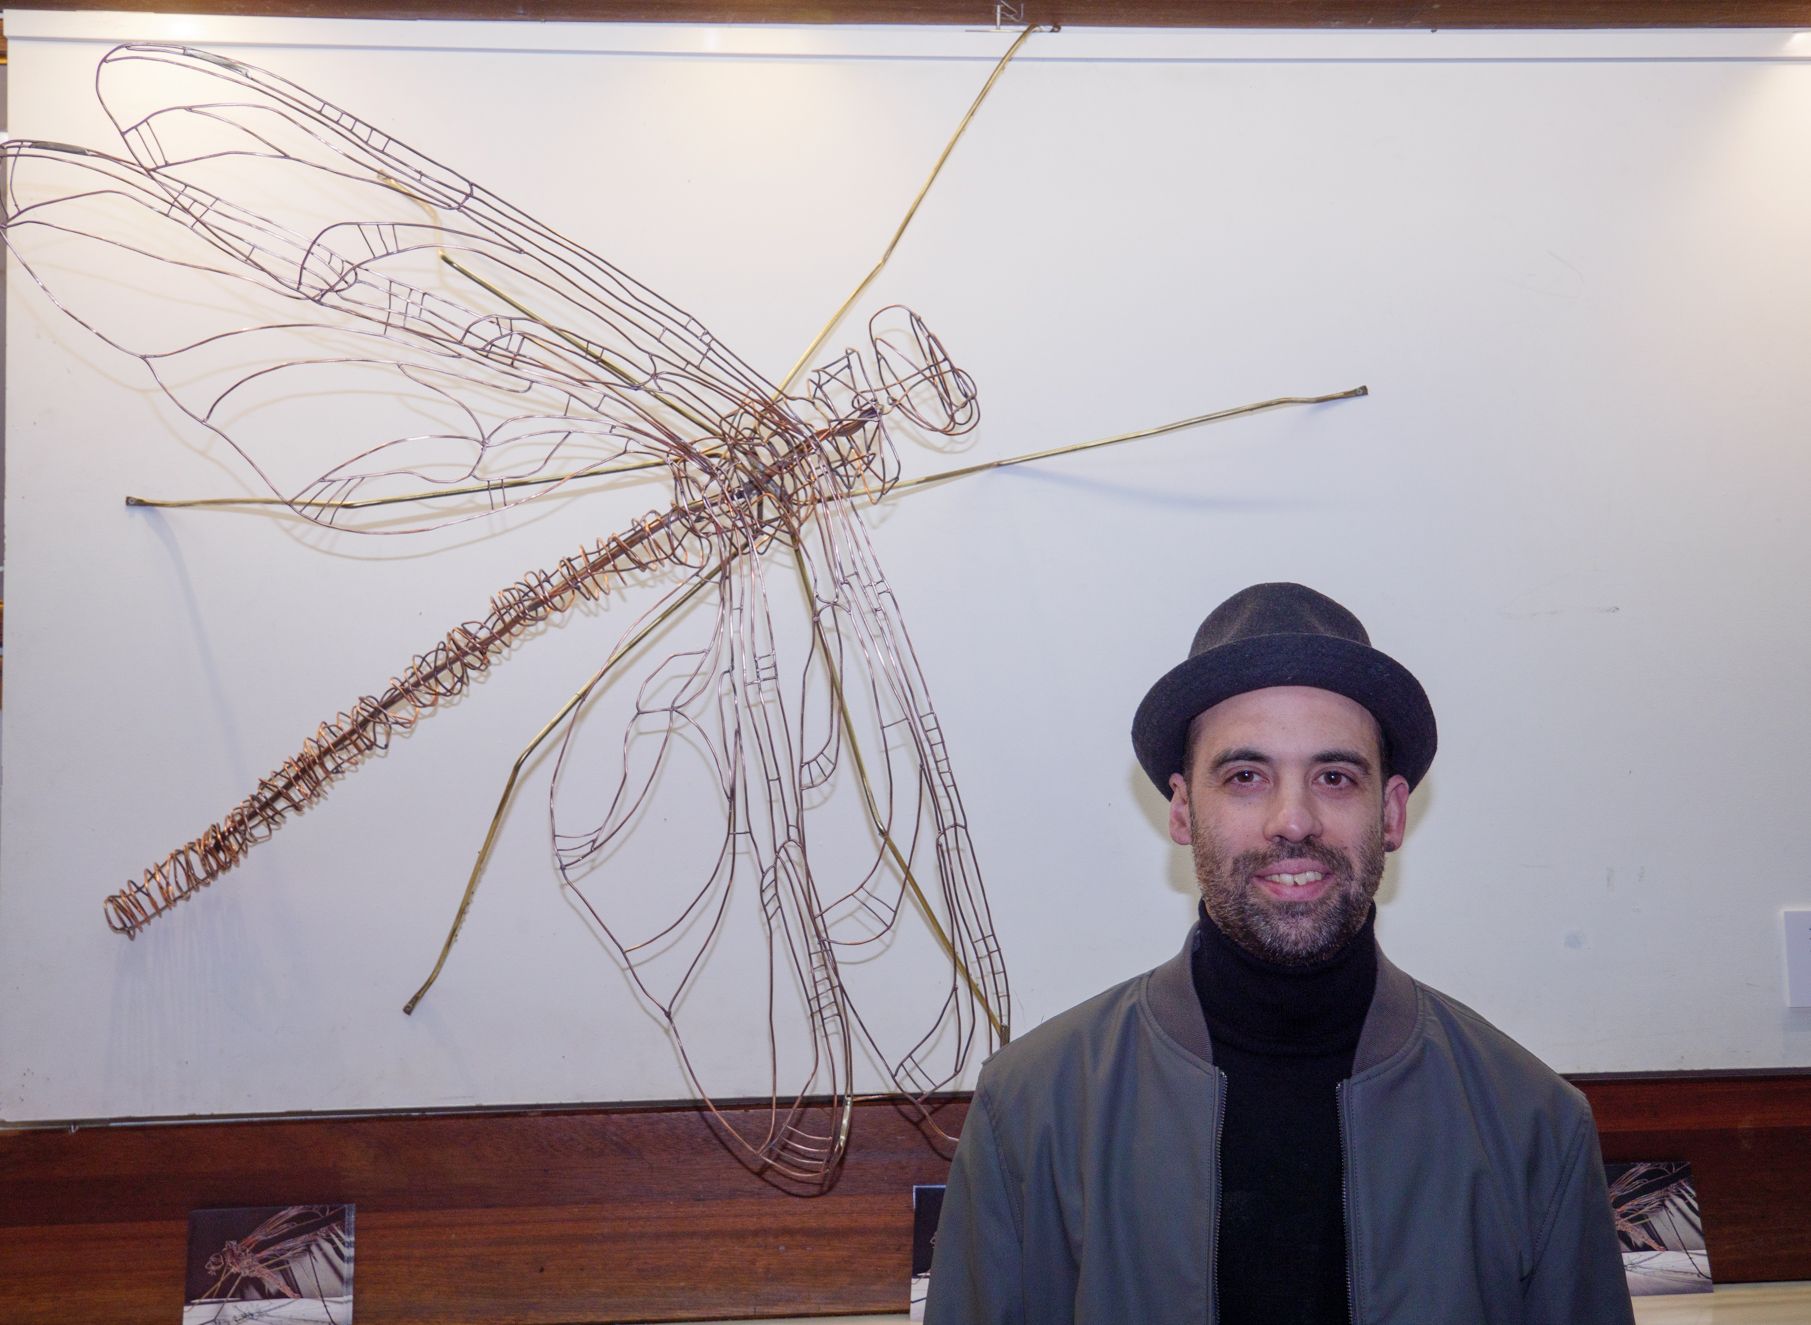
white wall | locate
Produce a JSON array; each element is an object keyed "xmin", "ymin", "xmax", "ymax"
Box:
[{"xmin": 6, "ymin": 13, "xmax": 1811, "ymax": 1123}]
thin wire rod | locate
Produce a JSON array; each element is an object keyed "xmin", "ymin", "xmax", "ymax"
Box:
[
  {"xmin": 775, "ymin": 23, "xmax": 1040, "ymax": 396},
  {"xmin": 120, "ymin": 427, "xmax": 696, "ymax": 517},
  {"xmin": 124, "ymin": 455, "xmax": 668, "ymax": 510},
  {"xmin": 880, "ymin": 385, "xmax": 1370, "ymax": 495},
  {"xmin": 785, "ymin": 539, "xmax": 1008, "ymax": 1043},
  {"xmin": 404, "ymin": 561, "xmax": 723, "ymax": 1015},
  {"xmin": 122, "ymin": 385, "xmax": 1368, "ymax": 513}
]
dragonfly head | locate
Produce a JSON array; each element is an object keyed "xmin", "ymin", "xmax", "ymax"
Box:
[{"xmin": 801, "ymin": 306, "xmax": 978, "ymax": 502}]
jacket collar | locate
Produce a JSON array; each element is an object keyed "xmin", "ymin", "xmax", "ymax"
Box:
[{"xmin": 1146, "ymin": 921, "xmax": 1420, "ymax": 1075}]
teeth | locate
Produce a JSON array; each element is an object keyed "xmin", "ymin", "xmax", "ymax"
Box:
[{"xmin": 1268, "ymin": 871, "xmax": 1324, "ymax": 886}]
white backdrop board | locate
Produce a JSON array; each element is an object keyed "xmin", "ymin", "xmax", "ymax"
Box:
[{"xmin": 6, "ymin": 13, "xmax": 1811, "ymax": 1124}]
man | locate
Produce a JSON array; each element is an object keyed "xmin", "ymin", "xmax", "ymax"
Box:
[{"xmin": 927, "ymin": 583, "xmax": 1632, "ymax": 1325}]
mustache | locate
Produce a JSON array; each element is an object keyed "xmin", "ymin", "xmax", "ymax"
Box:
[{"xmin": 1235, "ymin": 841, "xmax": 1353, "ymax": 877}]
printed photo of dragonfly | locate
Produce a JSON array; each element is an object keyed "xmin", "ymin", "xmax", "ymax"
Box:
[
  {"xmin": 185, "ymin": 1203, "xmax": 355, "ymax": 1324},
  {"xmin": 1, "ymin": 38, "xmax": 1361, "ymax": 1183}
]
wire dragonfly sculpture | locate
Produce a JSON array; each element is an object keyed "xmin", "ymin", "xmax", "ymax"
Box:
[{"xmin": 2, "ymin": 40, "xmax": 1362, "ymax": 1184}]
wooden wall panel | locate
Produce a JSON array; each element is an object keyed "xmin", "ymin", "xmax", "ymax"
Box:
[
  {"xmin": 2, "ymin": 1075, "xmax": 1807, "ymax": 1324},
  {"xmin": 0, "ymin": 1100, "xmax": 966, "ymax": 1324},
  {"xmin": 1586, "ymin": 1074, "xmax": 1811, "ymax": 1287}
]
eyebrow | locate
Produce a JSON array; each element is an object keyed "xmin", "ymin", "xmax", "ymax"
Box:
[
  {"xmin": 1315, "ymin": 748, "xmax": 1376, "ymax": 774},
  {"xmin": 1210, "ymin": 747, "xmax": 1375, "ymax": 774},
  {"xmin": 1210, "ymin": 747, "xmax": 1272, "ymax": 771}
]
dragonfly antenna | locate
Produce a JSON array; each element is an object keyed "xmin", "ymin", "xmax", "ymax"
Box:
[
  {"xmin": 880, "ymin": 386, "xmax": 1370, "ymax": 496},
  {"xmin": 776, "ymin": 23, "xmax": 1040, "ymax": 396},
  {"xmin": 124, "ymin": 386, "xmax": 1368, "ymax": 514}
]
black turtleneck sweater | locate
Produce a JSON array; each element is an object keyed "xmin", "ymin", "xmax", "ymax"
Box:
[{"xmin": 1190, "ymin": 905, "xmax": 1378, "ymax": 1325}]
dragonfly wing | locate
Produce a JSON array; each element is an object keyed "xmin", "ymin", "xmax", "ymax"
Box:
[
  {"xmin": 93, "ymin": 44, "xmax": 801, "ymax": 445},
  {"xmin": 800, "ymin": 488, "xmax": 1010, "ymax": 1106},
  {"xmin": 2, "ymin": 139, "xmax": 669, "ymax": 531},
  {"xmin": 550, "ymin": 550, "xmax": 854, "ymax": 1184}
]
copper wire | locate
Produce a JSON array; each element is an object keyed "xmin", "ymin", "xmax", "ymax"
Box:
[{"xmin": 102, "ymin": 503, "xmax": 698, "ymax": 938}]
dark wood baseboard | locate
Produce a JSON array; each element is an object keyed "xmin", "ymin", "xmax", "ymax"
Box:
[
  {"xmin": 3, "ymin": 1073, "xmax": 1806, "ymax": 1323},
  {"xmin": 1582, "ymin": 1072, "xmax": 1811, "ymax": 1287}
]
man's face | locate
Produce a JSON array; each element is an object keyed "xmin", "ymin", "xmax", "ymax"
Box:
[{"xmin": 1167, "ymin": 686, "xmax": 1410, "ymax": 967}]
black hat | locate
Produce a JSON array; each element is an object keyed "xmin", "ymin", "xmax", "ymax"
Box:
[{"xmin": 1131, "ymin": 582, "xmax": 1436, "ymax": 793}]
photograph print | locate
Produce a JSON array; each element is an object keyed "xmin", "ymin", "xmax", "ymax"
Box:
[
  {"xmin": 1605, "ymin": 1161, "xmax": 1711, "ymax": 1297},
  {"xmin": 183, "ymin": 1204, "xmax": 354, "ymax": 1324}
]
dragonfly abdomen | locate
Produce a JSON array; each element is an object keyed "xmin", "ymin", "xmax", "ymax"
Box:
[{"xmin": 102, "ymin": 503, "xmax": 704, "ymax": 939}]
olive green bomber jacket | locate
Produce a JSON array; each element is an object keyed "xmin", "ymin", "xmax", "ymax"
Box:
[{"xmin": 926, "ymin": 927, "xmax": 1634, "ymax": 1325}]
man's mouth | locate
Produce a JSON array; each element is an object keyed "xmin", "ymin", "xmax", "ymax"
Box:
[
  {"xmin": 1252, "ymin": 864, "xmax": 1336, "ymax": 901},
  {"xmin": 1262, "ymin": 871, "xmax": 1325, "ymax": 887}
]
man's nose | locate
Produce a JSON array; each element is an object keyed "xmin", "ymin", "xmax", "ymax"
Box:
[{"xmin": 1265, "ymin": 781, "xmax": 1321, "ymax": 843}]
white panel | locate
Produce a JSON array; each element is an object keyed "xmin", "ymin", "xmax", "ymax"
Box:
[{"xmin": 7, "ymin": 13, "xmax": 1811, "ymax": 1123}]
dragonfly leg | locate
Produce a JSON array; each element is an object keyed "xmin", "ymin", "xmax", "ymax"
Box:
[{"xmin": 403, "ymin": 562, "xmax": 722, "ymax": 1014}]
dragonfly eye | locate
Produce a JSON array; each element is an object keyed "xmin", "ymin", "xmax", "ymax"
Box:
[{"xmin": 868, "ymin": 306, "xmax": 980, "ymax": 438}]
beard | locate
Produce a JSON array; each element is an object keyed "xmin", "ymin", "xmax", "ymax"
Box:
[{"xmin": 1188, "ymin": 810, "xmax": 1388, "ymax": 967}]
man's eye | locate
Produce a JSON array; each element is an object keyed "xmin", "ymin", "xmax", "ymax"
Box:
[
  {"xmin": 1227, "ymin": 769, "xmax": 1259, "ymax": 785},
  {"xmin": 1319, "ymin": 770, "xmax": 1352, "ymax": 786}
]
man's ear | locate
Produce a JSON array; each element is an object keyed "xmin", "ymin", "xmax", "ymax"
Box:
[
  {"xmin": 1382, "ymin": 773, "xmax": 1410, "ymax": 852},
  {"xmin": 1167, "ymin": 772, "xmax": 1193, "ymax": 846}
]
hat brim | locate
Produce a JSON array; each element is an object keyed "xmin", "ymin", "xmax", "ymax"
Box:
[{"xmin": 1131, "ymin": 633, "xmax": 1437, "ymax": 793}]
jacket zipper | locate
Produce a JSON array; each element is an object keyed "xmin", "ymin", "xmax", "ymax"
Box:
[
  {"xmin": 1336, "ymin": 1081, "xmax": 1357, "ymax": 1325},
  {"xmin": 1209, "ymin": 1067, "xmax": 1227, "ymax": 1325}
]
